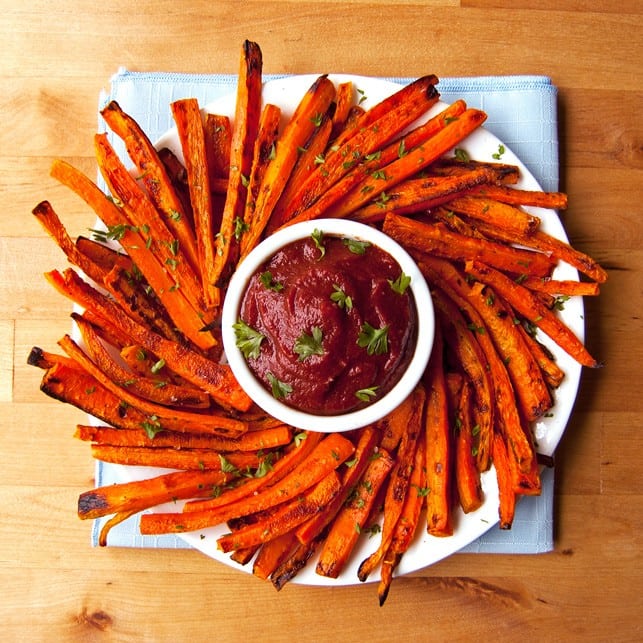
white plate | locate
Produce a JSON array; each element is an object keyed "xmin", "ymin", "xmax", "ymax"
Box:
[{"xmin": 100, "ymin": 75, "xmax": 584, "ymax": 585}]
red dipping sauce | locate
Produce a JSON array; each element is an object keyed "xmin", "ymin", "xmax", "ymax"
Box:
[{"xmin": 236, "ymin": 232, "xmax": 417, "ymax": 415}]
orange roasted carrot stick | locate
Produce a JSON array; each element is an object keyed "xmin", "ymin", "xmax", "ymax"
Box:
[
  {"xmin": 140, "ymin": 433, "xmax": 354, "ymax": 534},
  {"xmin": 44, "ymin": 268, "xmax": 252, "ymax": 412},
  {"xmin": 252, "ymin": 531, "xmax": 300, "ymax": 580},
  {"xmin": 471, "ymin": 182, "xmax": 568, "ymax": 210},
  {"xmin": 466, "ymin": 260, "xmax": 601, "ymax": 368},
  {"xmin": 211, "ymin": 40, "xmax": 263, "ymax": 287},
  {"xmin": 171, "ymin": 97, "xmax": 221, "ymax": 309},
  {"xmin": 216, "ymin": 471, "xmax": 343, "ymax": 553},
  {"xmin": 239, "ymin": 75, "xmax": 336, "ymax": 258},
  {"xmin": 100, "ymin": 100, "xmax": 199, "ymax": 273},
  {"xmin": 492, "ymin": 432, "xmax": 516, "ymax": 529}
]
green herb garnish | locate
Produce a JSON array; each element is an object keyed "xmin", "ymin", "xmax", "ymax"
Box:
[
  {"xmin": 357, "ymin": 322, "xmax": 389, "ymax": 355},
  {"xmin": 293, "ymin": 326, "xmax": 324, "ymax": 361},
  {"xmin": 232, "ymin": 319, "xmax": 265, "ymax": 359}
]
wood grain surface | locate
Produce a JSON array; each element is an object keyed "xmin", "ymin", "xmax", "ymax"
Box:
[{"xmin": 1, "ymin": 1, "xmax": 641, "ymax": 641}]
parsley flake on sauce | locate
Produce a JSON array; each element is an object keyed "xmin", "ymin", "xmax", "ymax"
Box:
[
  {"xmin": 232, "ymin": 319, "xmax": 265, "ymax": 359},
  {"xmin": 293, "ymin": 326, "xmax": 324, "ymax": 361},
  {"xmin": 357, "ymin": 322, "xmax": 389, "ymax": 355}
]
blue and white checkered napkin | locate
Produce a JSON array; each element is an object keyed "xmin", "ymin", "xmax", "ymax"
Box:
[{"xmin": 93, "ymin": 70, "xmax": 558, "ymax": 554}]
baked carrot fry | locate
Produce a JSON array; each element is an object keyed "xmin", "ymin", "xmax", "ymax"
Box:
[
  {"xmin": 32, "ymin": 201, "xmax": 107, "ymax": 284},
  {"xmin": 318, "ymin": 108, "xmax": 487, "ymax": 221},
  {"xmin": 432, "ymin": 158, "xmax": 521, "ymax": 185},
  {"xmin": 211, "ymin": 39, "xmax": 263, "ymax": 287},
  {"xmin": 75, "ymin": 424, "xmax": 292, "ymax": 452},
  {"xmin": 517, "ymin": 324, "xmax": 566, "ymax": 389},
  {"xmin": 464, "ymin": 281, "xmax": 553, "ymax": 421},
  {"xmin": 315, "ymin": 448, "xmax": 394, "ymax": 579},
  {"xmin": 240, "ymin": 75, "xmax": 336, "ymax": 258},
  {"xmin": 430, "ymin": 290, "xmax": 494, "ymax": 472},
  {"xmin": 37, "ymin": 361, "xmax": 156, "ymax": 430},
  {"xmin": 100, "ymin": 101, "xmax": 199, "ymax": 270},
  {"xmin": 97, "ymin": 510, "xmax": 138, "ymax": 546},
  {"xmin": 75, "ymin": 235, "xmax": 132, "ymax": 273},
  {"xmin": 447, "ymin": 195, "xmax": 541, "ymax": 236},
  {"xmin": 331, "ymin": 81, "xmax": 354, "ymax": 137},
  {"xmin": 77, "ymin": 468, "xmax": 233, "ymax": 520},
  {"xmin": 282, "ymin": 75, "xmax": 440, "ymax": 222},
  {"xmin": 90, "ymin": 444, "xmax": 263, "ymax": 471},
  {"xmin": 517, "ymin": 276, "xmax": 600, "ymax": 297},
  {"xmin": 157, "ymin": 147, "xmax": 194, "ymax": 226},
  {"xmin": 44, "ymin": 268, "xmax": 252, "ymax": 411},
  {"xmin": 350, "ymin": 168, "xmax": 497, "ymax": 223},
  {"xmin": 252, "ymin": 531, "xmax": 300, "ymax": 580},
  {"xmin": 182, "ymin": 431, "xmax": 323, "ymax": 513},
  {"xmin": 383, "ymin": 213, "xmax": 555, "ymax": 278},
  {"xmin": 229, "ymin": 545, "xmax": 260, "ymax": 566},
  {"xmin": 241, "ymin": 103, "xmax": 282, "ymax": 242},
  {"xmin": 267, "ymin": 113, "xmax": 333, "ymax": 233},
  {"xmin": 377, "ymin": 389, "xmax": 423, "ymax": 453},
  {"xmin": 492, "ymin": 432, "xmax": 516, "ymax": 529},
  {"xmin": 171, "ymin": 97, "xmax": 221, "ymax": 309},
  {"xmin": 271, "ymin": 536, "xmax": 321, "ymax": 590},
  {"xmin": 423, "ymin": 323, "xmax": 453, "ymax": 536},
  {"xmin": 378, "ymin": 431, "xmax": 427, "ymax": 605},
  {"xmin": 454, "ymin": 381, "xmax": 484, "ymax": 513},
  {"xmin": 73, "ymin": 313, "xmax": 210, "ymax": 409},
  {"xmin": 217, "ymin": 471, "xmax": 343, "ymax": 553},
  {"xmin": 295, "ymin": 426, "xmax": 380, "ymax": 545},
  {"xmin": 472, "ymin": 183, "xmax": 568, "ymax": 209},
  {"xmin": 27, "ymin": 346, "xmax": 80, "ymax": 371},
  {"xmin": 204, "ymin": 113, "xmax": 232, "ymax": 181},
  {"xmin": 58, "ymin": 333, "xmax": 247, "ymax": 436},
  {"xmin": 466, "ymin": 260, "xmax": 601, "ymax": 368},
  {"xmin": 357, "ymin": 385, "xmax": 425, "ymax": 581},
  {"xmin": 140, "ymin": 433, "xmax": 353, "ymax": 534}
]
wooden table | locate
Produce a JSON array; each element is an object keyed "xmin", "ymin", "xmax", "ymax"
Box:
[{"xmin": 2, "ymin": 2, "xmax": 641, "ymax": 640}]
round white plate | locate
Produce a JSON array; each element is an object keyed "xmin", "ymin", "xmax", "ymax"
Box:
[{"xmin": 101, "ymin": 75, "xmax": 584, "ymax": 585}]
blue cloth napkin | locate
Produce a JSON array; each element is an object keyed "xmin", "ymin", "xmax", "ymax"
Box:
[{"xmin": 93, "ymin": 69, "xmax": 558, "ymax": 555}]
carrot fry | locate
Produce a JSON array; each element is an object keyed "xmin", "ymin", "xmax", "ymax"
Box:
[
  {"xmin": 252, "ymin": 531, "xmax": 300, "ymax": 580},
  {"xmin": 44, "ymin": 268, "xmax": 252, "ymax": 412},
  {"xmin": 182, "ymin": 432, "xmax": 322, "ymax": 514},
  {"xmin": 74, "ymin": 424, "xmax": 292, "ymax": 452},
  {"xmin": 204, "ymin": 113, "xmax": 232, "ymax": 181},
  {"xmin": 383, "ymin": 213, "xmax": 555, "ymax": 278},
  {"xmin": 77, "ymin": 468, "xmax": 233, "ymax": 520},
  {"xmin": 32, "ymin": 201, "xmax": 107, "ymax": 284},
  {"xmin": 58, "ymin": 332, "xmax": 247, "ymax": 436},
  {"xmin": 211, "ymin": 40, "xmax": 263, "ymax": 288},
  {"xmin": 454, "ymin": 381, "xmax": 484, "ymax": 513},
  {"xmin": 90, "ymin": 444, "xmax": 263, "ymax": 471},
  {"xmin": 517, "ymin": 276, "xmax": 600, "ymax": 297},
  {"xmin": 350, "ymin": 168, "xmax": 497, "ymax": 223},
  {"xmin": 432, "ymin": 158, "xmax": 521, "ymax": 184},
  {"xmin": 472, "ymin": 182, "xmax": 568, "ymax": 209},
  {"xmin": 171, "ymin": 97, "xmax": 221, "ymax": 309},
  {"xmin": 75, "ymin": 235, "xmax": 132, "ymax": 273},
  {"xmin": 330, "ymin": 81, "xmax": 354, "ymax": 138},
  {"xmin": 281, "ymin": 75, "xmax": 440, "ymax": 223},
  {"xmin": 377, "ymin": 390, "xmax": 421, "ymax": 452},
  {"xmin": 271, "ymin": 536, "xmax": 322, "ymax": 590},
  {"xmin": 217, "ymin": 471, "xmax": 342, "ymax": 553},
  {"xmin": 100, "ymin": 100, "xmax": 199, "ymax": 270},
  {"xmin": 465, "ymin": 260, "xmax": 601, "ymax": 368},
  {"xmin": 72, "ymin": 313, "xmax": 210, "ymax": 409},
  {"xmin": 98, "ymin": 510, "xmax": 138, "ymax": 546},
  {"xmin": 157, "ymin": 147, "xmax": 194, "ymax": 227},
  {"xmin": 492, "ymin": 432, "xmax": 516, "ymax": 529},
  {"xmin": 315, "ymin": 448, "xmax": 395, "ymax": 579},
  {"xmin": 357, "ymin": 385, "xmax": 425, "ymax": 582},
  {"xmin": 240, "ymin": 75, "xmax": 336, "ymax": 258},
  {"xmin": 447, "ymin": 195, "xmax": 541, "ymax": 236},
  {"xmin": 140, "ymin": 433, "xmax": 354, "ymax": 534},
  {"xmin": 378, "ymin": 431, "xmax": 427, "ymax": 605},
  {"xmin": 517, "ymin": 325, "xmax": 566, "ymax": 389}
]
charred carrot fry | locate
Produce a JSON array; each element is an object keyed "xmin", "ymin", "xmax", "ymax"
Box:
[
  {"xmin": 217, "ymin": 471, "xmax": 343, "ymax": 553},
  {"xmin": 204, "ymin": 113, "xmax": 232, "ymax": 181},
  {"xmin": 97, "ymin": 510, "xmax": 138, "ymax": 546},
  {"xmin": 211, "ymin": 40, "xmax": 263, "ymax": 287},
  {"xmin": 74, "ymin": 424, "xmax": 292, "ymax": 452},
  {"xmin": 383, "ymin": 213, "xmax": 555, "ymax": 279},
  {"xmin": 431, "ymin": 158, "xmax": 521, "ymax": 184},
  {"xmin": 378, "ymin": 431, "xmax": 427, "ymax": 605},
  {"xmin": 73, "ymin": 313, "xmax": 210, "ymax": 409},
  {"xmin": 330, "ymin": 81, "xmax": 354, "ymax": 138},
  {"xmin": 466, "ymin": 260, "xmax": 601, "ymax": 368},
  {"xmin": 517, "ymin": 324, "xmax": 566, "ymax": 389},
  {"xmin": 157, "ymin": 147, "xmax": 194, "ymax": 227},
  {"xmin": 140, "ymin": 433, "xmax": 353, "ymax": 534},
  {"xmin": 90, "ymin": 444, "xmax": 263, "ymax": 471},
  {"xmin": 350, "ymin": 168, "xmax": 497, "ymax": 223},
  {"xmin": 472, "ymin": 182, "xmax": 568, "ymax": 210},
  {"xmin": 77, "ymin": 468, "xmax": 233, "ymax": 520},
  {"xmin": 100, "ymin": 100, "xmax": 199, "ymax": 271},
  {"xmin": 240, "ymin": 75, "xmax": 336, "ymax": 258},
  {"xmin": 282, "ymin": 75, "xmax": 440, "ymax": 223},
  {"xmin": 171, "ymin": 97, "xmax": 221, "ymax": 309},
  {"xmin": 44, "ymin": 268, "xmax": 252, "ymax": 412},
  {"xmin": 377, "ymin": 389, "xmax": 422, "ymax": 452},
  {"xmin": 271, "ymin": 536, "xmax": 321, "ymax": 590},
  {"xmin": 357, "ymin": 385, "xmax": 425, "ymax": 582},
  {"xmin": 517, "ymin": 276, "xmax": 600, "ymax": 297},
  {"xmin": 32, "ymin": 201, "xmax": 107, "ymax": 284},
  {"xmin": 315, "ymin": 448, "xmax": 395, "ymax": 579},
  {"xmin": 58, "ymin": 333, "xmax": 247, "ymax": 437},
  {"xmin": 75, "ymin": 235, "xmax": 132, "ymax": 273},
  {"xmin": 252, "ymin": 531, "xmax": 300, "ymax": 580}
]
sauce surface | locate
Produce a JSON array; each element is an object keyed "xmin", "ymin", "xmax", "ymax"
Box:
[{"xmin": 238, "ymin": 234, "xmax": 417, "ymax": 415}]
